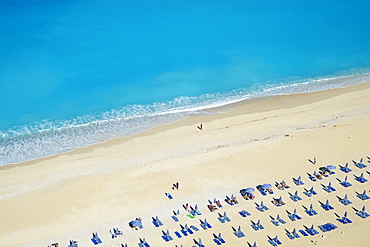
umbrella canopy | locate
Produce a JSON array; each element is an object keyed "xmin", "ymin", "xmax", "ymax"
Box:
[
  {"xmin": 129, "ymin": 219, "xmax": 142, "ymax": 228},
  {"xmin": 327, "ymin": 165, "xmax": 336, "ymax": 170},
  {"xmin": 319, "ymin": 167, "xmax": 329, "ymax": 172},
  {"xmin": 261, "ymin": 183, "xmax": 272, "ymax": 190},
  {"xmin": 245, "ymin": 187, "xmax": 255, "ymax": 193}
]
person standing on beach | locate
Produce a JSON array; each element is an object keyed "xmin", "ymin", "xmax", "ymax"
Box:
[
  {"xmin": 198, "ymin": 124, "xmax": 203, "ymax": 130},
  {"xmin": 313, "ymin": 157, "xmax": 317, "ymax": 164}
]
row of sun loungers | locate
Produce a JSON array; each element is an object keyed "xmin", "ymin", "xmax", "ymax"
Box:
[{"xmin": 54, "ymin": 158, "xmax": 369, "ymax": 247}]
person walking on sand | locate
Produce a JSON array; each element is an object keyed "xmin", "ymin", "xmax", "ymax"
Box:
[{"xmin": 197, "ymin": 124, "xmax": 203, "ymax": 130}]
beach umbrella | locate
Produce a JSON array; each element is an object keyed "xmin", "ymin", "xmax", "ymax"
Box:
[
  {"xmin": 319, "ymin": 167, "xmax": 329, "ymax": 172},
  {"xmin": 327, "ymin": 165, "xmax": 336, "ymax": 170},
  {"xmin": 261, "ymin": 183, "xmax": 272, "ymax": 190},
  {"xmin": 130, "ymin": 219, "xmax": 142, "ymax": 228},
  {"xmin": 245, "ymin": 187, "xmax": 255, "ymax": 193}
]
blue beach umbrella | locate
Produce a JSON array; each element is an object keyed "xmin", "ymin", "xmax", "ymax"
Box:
[
  {"xmin": 261, "ymin": 183, "xmax": 272, "ymax": 190},
  {"xmin": 245, "ymin": 187, "xmax": 255, "ymax": 193},
  {"xmin": 327, "ymin": 165, "xmax": 336, "ymax": 170}
]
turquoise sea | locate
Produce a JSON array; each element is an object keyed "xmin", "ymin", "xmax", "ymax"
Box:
[{"xmin": 1, "ymin": 0, "xmax": 370, "ymax": 165}]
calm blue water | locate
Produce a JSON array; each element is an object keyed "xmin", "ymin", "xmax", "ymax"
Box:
[{"xmin": 1, "ymin": 0, "xmax": 370, "ymax": 165}]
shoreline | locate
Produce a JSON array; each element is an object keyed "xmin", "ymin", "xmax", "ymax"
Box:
[
  {"xmin": 2, "ymin": 79, "xmax": 369, "ymax": 171},
  {"xmin": 1, "ymin": 81, "xmax": 370, "ymax": 246},
  {"xmin": 2, "ymin": 73, "xmax": 370, "ymax": 168}
]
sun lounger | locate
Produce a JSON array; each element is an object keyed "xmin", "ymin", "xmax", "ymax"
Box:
[
  {"xmin": 68, "ymin": 240, "xmax": 78, "ymax": 247},
  {"xmin": 161, "ymin": 230, "xmax": 173, "ymax": 242},
  {"xmin": 307, "ymin": 173, "xmax": 317, "ymax": 181},
  {"xmin": 357, "ymin": 190, "xmax": 370, "ymax": 200},
  {"xmin": 339, "ymin": 163, "xmax": 352, "ymax": 173},
  {"xmin": 247, "ymin": 242, "xmax": 258, "ymax": 247},
  {"xmin": 277, "ymin": 214, "xmax": 286, "ymax": 224},
  {"xmin": 303, "ymin": 188, "xmax": 312, "ymax": 197},
  {"xmin": 320, "ymin": 200, "xmax": 334, "ymax": 211},
  {"xmin": 293, "ymin": 176, "xmax": 304, "ymax": 186},
  {"xmin": 91, "ymin": 233, "xmax": 102, "ymax": 245},
  {"xmin": 338, "ymin": 194, "xmax": 352, "ymax": 205},
  {"xmin": 299, "ymin": 229, "xmax": 308, "ymax": 236},
  {"xmin": 354, "ymin": 173, "xmax": 368, "ymax": 183},
  {"xmin": 273, "ymin": 235, "xmax": 282, "ymax": 245},
  {"xmin": 232, "ymin": 226, "xmax": 245, "ymax": 238},
  {"xmin": 165, "ymin": 192, "xmax": 173, "ymax": 199},
  {"xmin": 353, "ymin": 158, "xmax": 367, "ymax": 169},
  {"xmin": 292, "ymin": 228, "xmax": 300, "ymax": 238},
  {"xmin": 285, "ymin": 229, "xmax": 295, "ymax": 239},
  {"xmin": 193, "ymin": 238, "xmax": 205, "ymax": 247},
  {"xmin": 138, "ymin": 238, "xmax": 150, "ymax": 247},
  {"xmin": 255, "ymin": 202, "xmax": 265, "ymax": 212},
  {"xmin": 174, "ymin": 231, "xmax": 182, "ymax": 238}
]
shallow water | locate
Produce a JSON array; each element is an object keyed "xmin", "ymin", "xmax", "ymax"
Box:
[{"xmin": 1, "ymin": 0, "xmax": 370, "ymax": 165}]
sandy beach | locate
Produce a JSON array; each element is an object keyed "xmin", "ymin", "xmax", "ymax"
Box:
[{"xmin": 1, "ymin": 81, "xmax": 370, "ymax": 247}]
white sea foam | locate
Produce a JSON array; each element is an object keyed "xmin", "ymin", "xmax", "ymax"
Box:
[{"xmin": 1, "ymin": 70, "xmax": 370, "ymax": 166}]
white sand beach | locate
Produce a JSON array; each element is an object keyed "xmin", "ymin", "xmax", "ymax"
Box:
[{"xmin": 1, "ymin": 81, "xmax": 370, "ymax": 247}]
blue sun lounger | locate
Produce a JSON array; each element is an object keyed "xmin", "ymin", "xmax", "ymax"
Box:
[
  {"xmin": 304, "ymin": 204, "xmax": 318, "ymax": 216},
  {"xmin": 285, "ymin": 229, "xmax": 295, "ymax": 239},
  {"xmin": 289, "ymin": 191, "xmax": 302, "ymax": 202},
  {"xmin": 270, "ymin": 216, "xmax": 280, "ymax": 226},
  {"xmin": 251, "ymin": 220, "xmax": 264, "ymax": 231},
  {"xmin": 232, "ymin": 226, "xmax": 245, "ymax": 238},
  {"xmin": 277, "ymin": 214, "xmax": 286, "ymax": 224},
  {"xmin": 255, "ymin": 202, "xmax": 265, "ymax": 212},
  {"xmin": 287, "ymin": 209, "xmax": 301, "ymax": 221},
  {"xmin": 339, "ymin": 163, "xmax": 352, "ymax": 173},
  {"xmin": 172, "ymin": 209, "xmax": 180, "ymax": 222},
  {"xmin": 161, "ymin": 230, "xmax": 173, "ymax": 242},
  {"xmin": 267, "ymin": 235, "xmax": 282, "ymax": 246},
  {"xmin": 357, "ymin": 190, "xmax": 370, "ymax": 200},
  {"xmin": 354, "ymin": 173, "xmax": 368, "ymax": 183},
  {"xmin": 299, "ymin": 229, "xmax": 309, "ymax": 236},
  {"xmin": 165, "ymin": 192, "xmax": 173, "ymax": 199},
  {"xmin": 189, "ymin": 225, "xmax": 199, "ymax": 231},
  {"xmin": 338, "ymin": 194, "xmax": 352, "ymax": 205},
  {"xmin": 293, "ymin": 176, "xmax": 304, "ymax": 186},
  {"xmin": 321, "ymin": 200, "xmax": 334, "ymax": 211},
  {"xmin": 91, "ymin": 233, "xmax": 102, "ymax": 245},
  {"xmin": 174, "ymin": 231, "xmax": 182, "ymax": 238},
  {"xmin": 338, "ymin": 176, "xmax": 352, "ymax": 187},
  {"xmin": 138, "ymin": 238, "xmax": 150, "ymax": 247},
  {"xmin": 307, "ymin": 172, "xmax": 317, "ymax": 182},
  {"xmin": 239, "ymin": 210, "xmax": 249, "ymax": 217},
  {"xmin": 353, "ymin": 158, "xmax": 367, "ymax": 169}
]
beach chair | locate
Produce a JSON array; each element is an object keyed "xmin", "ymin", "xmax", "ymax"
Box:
[
  {"xmin": 261, "ymin": 201, "xmax": 270, "ymax": 210},
  {"xmin": 255, "ymin": 202, "xmax": 265, "ymax": 212},
  {"xmin": 194, "ymin": 204, "xmax": 202, "ymax": 215},
  {"xmin": 217, "ymin": 213, "xmax": 226, "ymax": 223},
  {"xmin": 303, "ymin": 188, "xmax": 312, "ymax": 197},
  {"xmin": 321, "ymin": 183, "xmax": 332, "ymax": 193},
  {"xmin": 165, "ymin": 192, "xmax": 173, "ymax": 199},
  {"xmin": 232, "ymin": 226, "xmax": 245, "ymax": 238},
  {"xmin": 138, "ymin": 238, "xmax": 150, "ymax": 247},
  {"xmin": 354, "ymin": 173, "xmax": 368, "ymax": 183},
  {"xmin": 152, "ymin": 217, "xmax": 160, "ymax": 227},
  {"xmin": 307, "ymin": 173, "xmax": 317, "ymax": 182},
  {"xmin": 204, "ymin": 218, "xmax": 212, "ymax": 228},
  {"xmin": 91, "ymin": 233, "xmax": 102, "ymax": 245},
  {"xmin": 353, "ymin": 158, "xmax": 367, "ymax": 169},
  {"xmin": 68, "ymin": 240, "xmax": 78, "ymax": 247},
  {"xmin": 273, "ymin": 235, "xmax": 282, "ymax": 245},
  {"xmin": 217, "ymin": 233, "xmax": 226, "ymax": 244},
  {"xmin": 338, "ymin": 176, "xmax": 352, "ymax": 187},
  {"xmin": 276, "ymin": 214, "xmax": 286, "ymax": 224},
  {"xmin": 184, "ymin": 224, "xmax": 194, "ymax": 234},
  {"xmin": 292, "ymin": 228, "xmax": 300, "ymax": 238},
  {"xmin": 190, "ymin": 225, "xmax": 199, "ymax": 231},
  {"xmin": 320, "ymin": 199, "xmax": 334, "ymax": 211},
  {"xmin": 339, "ymin": 163, "xmax": 352, "ymax": 173},
  {"xmin": 293, "ymin": 176, "xmax": 304, "ymax": 186},
  {"xmin": 250, "ymin": 220, "xmax": 259, "ymax": 231},
  {"xmin": 267, "ymin": 235, "xmax": 278, "ymax": 246},
  {"xmin": 239, "ymin": 211, "xmax": 247, "ymax": 217},
  {"xmin": 338, "ymin": 194, "xmax": 352, "ymax": 205},
  {"xmin": 270, "ymin": 215, "xmax": 280, "ymax": 226},
  {"xmin": 285, "ymin": 229, "xmax": 295, "ymax": 239},
  {"xmin": 299, "ymin": 229, "xmax": 309, "ymax": 236},
  {"xmin": 161, "ymin": 230, "xmax": 173, "ymax": 242},
  {"xmin": 180, "ymin": 225, "xmax": 189, "ymax": 236},
  {"xmin": 282, "ymin": 180, "xmax": 290, "ymax": 189},
  {"xmin": 247, "ymin": 242, "xmax": 258, "ymax": 247},
  {"xmin": 174, "ymin": 231, "xmax": 182, "ymax": 238},
  {"xmin": 199, "ymin": 219, "xmax": 207, "ymax": 230},
  {"xmin": 357, "ymin": 190, "xmax": 370, "ymax": 200},
  {"xmin": 193, "ymin": 238, "xmax": 205, "ymax": 247},
  {"xmin": 172, "ymin": 210, "xmax": 180, "ymax": 222}
]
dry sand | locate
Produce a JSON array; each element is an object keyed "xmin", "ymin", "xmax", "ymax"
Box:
[{"xmin": 1, "ymin": 81, "xmax": 370, "ymax": 247}]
